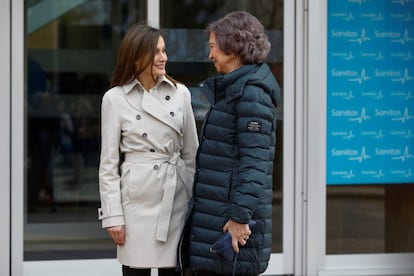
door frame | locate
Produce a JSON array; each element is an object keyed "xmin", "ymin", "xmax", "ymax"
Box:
[
  {"xmin": 10, "ymin": 0, "xmax": 25, "ymax": 275},
  {"xmin": 1, "ymin": 0, "xmax": 12, "ymax": 275},
  {"xmin": 17, "ymin": 0, "xmax": 296, "ymax": 275}
]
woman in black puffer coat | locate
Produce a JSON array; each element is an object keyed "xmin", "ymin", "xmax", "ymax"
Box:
[{"xmin": 180, "ymin": 11, "xmax": 281, "ymax": 276}]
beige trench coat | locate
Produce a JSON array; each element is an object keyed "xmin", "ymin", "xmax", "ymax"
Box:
[{"xmin": 98, "ymin": 76, "xmax": 198, "ymax": 268}]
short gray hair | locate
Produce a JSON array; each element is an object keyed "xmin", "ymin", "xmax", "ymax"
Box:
[{"xmin": 207, "ymin": 11, "xmax": 271, "ymax": 64}]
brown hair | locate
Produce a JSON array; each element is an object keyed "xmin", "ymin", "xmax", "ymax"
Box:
[
  {"xmin": 207, "ymin": 11, "xmax": 271, "ymax": 64},
  {"xmin": 110, "ymin": 24, "xmax": 176, "ymax": 88}
]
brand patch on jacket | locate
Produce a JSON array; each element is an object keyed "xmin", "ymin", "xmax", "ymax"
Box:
[{"xmin": 247, "ymin": 121, "xmax": 261, "ymax": 132}]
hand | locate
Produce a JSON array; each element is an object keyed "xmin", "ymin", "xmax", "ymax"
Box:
[
  {"xmin": 107, "ymin": 225, "xmax": 125, "ymax": 246},
  {"xmin": 223, "ymin": 219, "xmax": 252, "ymax": 253}
]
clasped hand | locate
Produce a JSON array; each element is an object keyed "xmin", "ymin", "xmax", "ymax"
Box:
[{"xmin": 223, "ymin": 219, "xmax": 252, "ymax": 253}]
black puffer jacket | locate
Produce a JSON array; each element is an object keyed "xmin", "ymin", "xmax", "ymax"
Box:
[{"xmin": 184, "ymin": 63, "xmax": 281, "ymax": 275}]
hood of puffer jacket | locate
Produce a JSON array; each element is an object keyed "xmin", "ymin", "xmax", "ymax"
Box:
[{"xmin": 199, "ymin": 63, "xmax": 281, "ymax": 108}]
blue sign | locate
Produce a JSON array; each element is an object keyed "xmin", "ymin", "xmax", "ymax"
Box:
[{"xmin": 327, "ymin": 0, "xmax": 414, "ymax": 185}]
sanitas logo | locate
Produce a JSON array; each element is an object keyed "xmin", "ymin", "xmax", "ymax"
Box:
[
  {"xmin": 331, "ymin": 90, "xmax": 355, "ymax": 100},
  {"xmin": 331, "ymin": 52, "xmax": 355, "ymax": 60},
  {"xmin": 331, "ymin": 69, "xmax": 358, "ymax": 77},
  {"xmin": 390, "ymin": 90, "xmax": 413, "ymax": 100},
  {"xmin": 375, "ymin": 30, "xmax": 400, "ymax": 38},
  {"xmin": 392, "ymin": 146, "xmax": 413, "ymax": 161},
  {"xmin": 375, "ymin": 69, "xmax": 401, "ymax": 78},
  {"xmin": 331, "ymin": 109, "xmax": 359, "ymax": 117},
  {"xmin": 392, "ymin": 29, "xmax": 413, "ymax": 45},
  {"xmin": 331, "ymin": 30, "xmax": 358, "ymax": 38},
  {"xmin": 375, "ymin": 148, "xmax": 402, "ymax": 156},
  {"xmin": 330, "ymin": 12, "xmax": 355, "ymax": 21},
  {"xmin": 390, "ymin": 169, "xmax": 412, "ymax": 178},
  {"xmin": 390, "ymin": 52, "xmax": 413, "ymax": 61},
  {"xmin": 331, "ymin": 148, "xmax": 359, "ymax": 156},
  {"xmin": 392, "ymin": 0, "xmax": 414, "ymax": 6},
  {"xmin": 393, "ymin": 68, "xmax": 413, "ymax": 83},
  {"xmin": 331, "ymin": 130, "xmax": 355, "ymax": 139},
  {"xmin": 361, "ymin": 169, "xmax": 385, "ymax": 178},
  {"xmin": 361, "ymin": 51, "xmax": 384, "ymax": 61},
  {"xmin": 390, "ymin": 13, "xmax": 413, "ymax": 22},
  {"xmin": 390, "ymin": 130, "xmax": 413, "ymax": 138},
  {"xmin": 392, "ymin": 107, "xmax": 413, "ymax": 122},
  {"xmin": 375, "ymin": 108, "xmax": 402, "ymax": 117},
  {"xmin": 361, "ymin": 12, "xmax": 384, "ymax": 21},
  {"xmin": 332, "ymin": 147, "xmax": 372, "ymax": 163}
]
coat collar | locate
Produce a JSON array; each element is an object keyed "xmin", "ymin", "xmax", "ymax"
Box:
[
  {"xmin": 200, "ymin": 64, "xmax": 258, "ymax": 104},
  {"xmin": 199, "ymin": 63, "xmax": 280, "ymax": 107},
  {"xmin": 122, "ymin": 75, "xmax": 175, "ymax": 94}
]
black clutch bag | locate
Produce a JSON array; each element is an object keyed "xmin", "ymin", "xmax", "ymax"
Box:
[{"xmin": 209, "ymin": 220, "xmax": 256, "ymax": 262}]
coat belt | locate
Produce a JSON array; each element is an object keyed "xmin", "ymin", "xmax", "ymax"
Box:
[{"xmin": 124, "ymin": 151, "xmax": 187, "ymax": 242}]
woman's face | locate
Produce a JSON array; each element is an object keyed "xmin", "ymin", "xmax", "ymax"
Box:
[
  {"xmin": 208, "ymin": 32, "xmax": 235, "ymax": 74},
  {"xmin": 140, "ymin": 36, "xmax": 168, "ymax": 81}
]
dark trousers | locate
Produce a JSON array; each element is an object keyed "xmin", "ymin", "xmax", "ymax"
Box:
[
  {"xmin": 194, "ymin": 272, "xmax": 257, "ymax": 276},
  {"xmin": 122, "ymin": 265, "xmax": 181, "ymax": 276}
]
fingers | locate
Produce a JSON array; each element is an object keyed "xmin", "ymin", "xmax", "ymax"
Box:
[
  {"xmin": 239, "ymin": 235, "xmax": 249, "ymax": 245},
  {"xmin": 232, "ymin": 236, "xmax": 240, "ymax": 253},
  {"xmin": 107, "ymin": 225, "xmax": 125, "ymax": 246},
  {"xmin": 231, "ymin": 233, "xmax": 251, "ymax": 253},
  {"xmin": 229, "ymin": 232, "xmax": 250, "ymax": 253},
  {"xmin": 224, "ymin": 220, "xmax": 252, "ymax": 254}
]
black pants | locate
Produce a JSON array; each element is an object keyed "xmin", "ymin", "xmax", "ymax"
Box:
[
  {"xmin": 194, "ymin": 272, "xmax": 257, "ymax": 276},
  {"xmin": 122, "ymin": 265, "xmax": 180, "ymax": 276}
]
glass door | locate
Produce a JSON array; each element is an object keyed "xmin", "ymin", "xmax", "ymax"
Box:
[
  {"xmin": 158, "ymin": 1, "xmax": 293, "ymax": 275},
  {"xmin": 23, "ymin": 1, "xmax": 295, "ymax": 275},
  {"xmin": 25, "ymin": 0, "xmax": 146, "ymax": 261}
]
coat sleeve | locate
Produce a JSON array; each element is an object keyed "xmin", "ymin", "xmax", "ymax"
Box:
[
  {"xmin": 179, "ymin": 85, "xmax": 199, "ymax": 193},
  {"xmin": 98, "ymin": 90, "xmax": 125, "ymax": 228},
  {"xmin": 228, "ymin": 85, "xmax": 276, "ymax": 223}
]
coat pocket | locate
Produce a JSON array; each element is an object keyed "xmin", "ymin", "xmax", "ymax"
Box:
[{"xmin": 124, "ymin": 163, "xmax": 163, "ymax": 202}]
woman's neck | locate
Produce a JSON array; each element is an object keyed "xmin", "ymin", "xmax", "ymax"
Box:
[{"xmin": 138, "ymin": 76, "xmax": 157, "ymax": 91}]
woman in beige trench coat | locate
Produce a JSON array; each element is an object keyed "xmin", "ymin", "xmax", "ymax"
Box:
[{"xmin": 98, "ymin": 24, "xmax": 198, "ymax": 276}]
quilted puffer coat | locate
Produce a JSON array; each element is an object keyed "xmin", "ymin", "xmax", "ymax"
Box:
[{"xmin": 181, "ymin": 63, "xmax": 281, "ymax": 275}]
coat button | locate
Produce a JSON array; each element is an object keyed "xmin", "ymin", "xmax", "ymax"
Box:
[
  {"xmin": 165, "ymin": 95, "xmax": 171, "ymax": 100},
  {"xmin": 136, "ymin": 114, "xmax": 141, "ymax": 120},
  {"xmin": 142, "ymin": 133, "xmax": 148, "ymax": 138},
  {"xmin": 99, "ymin": 210, "xmax": 103, "ymax": 216},
  {"xmin": 153, "ymin": 164, "xmax": 159, "ymax": 170},
  {"xmin": 170, "ymin": 111, "xmax": 175, "ymax": 117},
  {"xmin": 150, "ymin": 149, "xmax": 155, "ymax": 152}
]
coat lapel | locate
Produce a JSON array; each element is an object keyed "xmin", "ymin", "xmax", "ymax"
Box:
[{"xmin": 141, "ymin": 90, "xmax": 182, "ymax": 134}]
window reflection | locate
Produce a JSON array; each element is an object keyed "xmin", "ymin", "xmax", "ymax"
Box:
[
  {"xmin": 25, "ymin": 0, "xmax": 284, "ymax": 260},
  {"xmin": 25, "ymin": 0, "xmax": 146, "ymax": 260},
  {"xmin": 160, "ymin": 0, "xmax": 284, "ymax": 253},
  {"xmin": 327, "ymin": 184, "xmax": 414, "ymax": 254}
]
